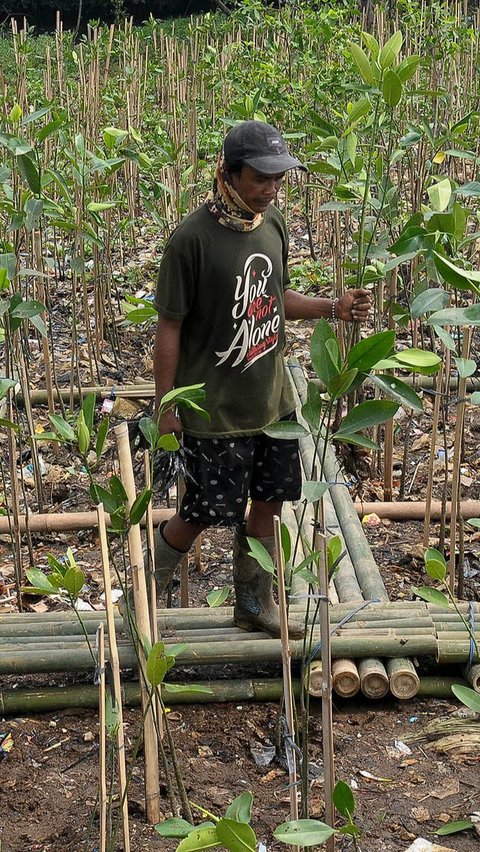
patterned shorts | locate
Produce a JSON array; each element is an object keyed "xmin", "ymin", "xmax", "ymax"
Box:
[{"xmin": 179, "ymin": 414, "xmax": 302, "ymax": 526}]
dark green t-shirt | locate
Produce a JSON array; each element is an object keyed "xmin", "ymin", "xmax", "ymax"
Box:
[{"xmin": 154, "ymin": 203, "xmax": 296, "ymax": 437}]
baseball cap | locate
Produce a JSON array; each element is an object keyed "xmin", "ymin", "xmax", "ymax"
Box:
[{"xmin": 223, "ymin": 120, "xmax": 306, "ymax": 174}]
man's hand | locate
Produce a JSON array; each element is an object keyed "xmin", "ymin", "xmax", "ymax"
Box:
[
  {"xmin": 336, "ymin": 289, "xmax": 372, "ymax": 323},
  {"xmin": 154, "ymin": 407, "xmax": 183, "ymax": 438}
]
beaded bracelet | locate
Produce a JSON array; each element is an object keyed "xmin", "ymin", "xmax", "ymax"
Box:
[{"xmin": 331, "ymin": 297, "xmax": 338, "ymax": 322}]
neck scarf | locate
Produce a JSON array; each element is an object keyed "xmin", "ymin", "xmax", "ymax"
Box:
[{"xmin": 205, "ymin": 151, "xmax": 264, "ymax": 232}]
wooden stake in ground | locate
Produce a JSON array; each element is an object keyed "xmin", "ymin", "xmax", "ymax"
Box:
[
  {"xmin": 273, "ymin": 515, "xmax": 299, "ymax": 850},
  {"xmin": 315, "ymin": 531, "xmax": 335, "ymax": 852},
  {"xmin": 115, "ymin": 423, "xmax": 161, "ymax": 825},
  {"xmin": 97, "ymin": 504, "xmax": 130, "ymax": 852},
  {"xmin": 96, "ymin": 623, "xmax": 107, "ymax": 852},
  {"xmin": 144, "ymin": 450, "xmax": 164, "ymax": 740}
]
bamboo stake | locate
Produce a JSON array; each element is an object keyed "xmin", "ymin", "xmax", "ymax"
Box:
[
  {"xmin": 423, "ymin": 361, "xmax": 444, "ymax": 546},
  {"xmin": 97, "ymin": 504, "xmax": 130, "ymax": 852},
  {"xmin": 315, "ymin": 531, "xmax": 335, "ymax": 852},
  {"xmin": 144, "ymin": 451, "xmax": 164, "ymax": 741},
  {"xmin": 115, "ymin": 423, "xmax": 160, "ymax": 825},
  {"xmin": 449, "ymin": 329, "xmax": 472, "ymax": 593},
  {"xmin": 97, "ymin": 623, "xmax": 107, "ymax": 852},
  {"xmin": 273, "ymin": 515, "xmax": 299, "ymax": 845}
]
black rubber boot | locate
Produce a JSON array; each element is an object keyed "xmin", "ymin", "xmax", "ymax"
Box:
[
  {"xmin": 154, "ymin": 521, "xmax": 187, "ymax": 597},
  {"xmin": 233, "ymin": 527, "xmax": 304, "ymax": 640}
]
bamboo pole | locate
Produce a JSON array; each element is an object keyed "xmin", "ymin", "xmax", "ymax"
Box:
[
  {"xmin": 449, "ymin": 329, "xmax": 472, "ymax": 593},
  {"xmin": 358, "ymin": 658, "xmax": 390, "ymax": 699},
  {"xmin": 115, "ymin": 423, "xmax": 160, "ymax": 825},
  {"xmin": 332, "ymin": 659, "xmax": 360, "ymax": 698},
  {"xmin": 97, "ymin": 623, "xmax": 107, "ymax": 852},
  {"xmin": 463, "ymin": 664, "xmax": 480, "ymax": 693},
  {"xmin": 97, "ymin": 504, "xmax": 130, "ymax": 852},
  {"xmin": 387, "ymin": 657, "xmax": 420, "ymax": 700},
  {"xmin": 4, "ymin": 497, "xmax": 480, "ymax": 537},
  {"xmin": 315, "ymin": 532, "xmax": 335, "ymax": 852},
  {"xmin": 274, "ymin": 515, "xmax": 299, "ymax": 843}
]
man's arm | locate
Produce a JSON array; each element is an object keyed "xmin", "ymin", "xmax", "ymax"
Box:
[
  {"xmin": 284, "ymin": 288, "xmax": 372, "ymax": 323},
  {"xmin": 153, "ymin": 315, "xmax": 183, "ymax": 435}
]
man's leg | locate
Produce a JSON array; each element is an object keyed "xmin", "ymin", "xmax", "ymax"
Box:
[{"xmin": 245, "ymin": 499, "xmax": 282, "ymax": 538}]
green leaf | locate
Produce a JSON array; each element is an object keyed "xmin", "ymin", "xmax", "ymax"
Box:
[
  {"xmin": 335, "ymin": 400, "xmax": 398, "ymax": 438},
  {"xmin": 327, "ymin": 535, "xmax": 343, "ymax": 572},
  {"xmin": 87, "ymin": 201, "xmax": 116, "ymax": 212},
  {"xmin": 274, "ymin": 819, "xmax": 335, "ymax": 846},
  {"xmin": 139, "ymin": 416, "xmax": 159, "ymax": 450},
  {"xmin": 48, "ymin": 413, "xmax": 75, "ymax": 441},
  {"xmin": 129, "ymin": 488, "xmax": 152, "ymax": 525},
  {"xmin": 216, "ymin": 818, "xmax": 256, "ymax": 852},
  {"xmin": 333, "ymin": 433, "xmax": 380, "ymax": 450},
  {"xmin": 393, "ymin": 348, "xmax": 441, "ymax": 375},
  {"xmin": 310, "ymin": 319, "xmax": 338, "ymax": 387},
  {"xmin": 17, "ymin": 152, "xmax": 41, "ymax": 194},
  {"xmin": 327, "ymin": 368, "xmax": 358, "ymax": 400},
  {"xmin": 105, "ymin": 693, "xmax": 120, "ymax": 738},
  {"xmin": 427, "ymin": 178, "xmax": 452, "ymax": 212},
  {"xmin": 146, "ymin": 642, "xmax": 169, "ymax": 687},
  {"xmin": 263, "ymin": 421, "xmax": 309, "ymax": 440},
  {"xmin": 95, "ymin": 416, "xmax": 109, "ymax": 460},
  {"xmin": 455, "ymin": 181, "xmax": 480, "ymax": 197},
  {"xmin": 382, "ymin": 69, "xmax": 403, "ymax": 108},
  {"xmin": 302, "ymin": 481, "xmax": 330, "ymax": 503},
  {"xmin": 396, "ymin": 54, "xmax": 422, "ymax": 82},
  {"xmin": 24, "ymin": 567, "xmax": 58, "ymax": 594},
  {"xmin": 451, "ymin": 684, "xmax": 480, "ymax": 714},
  {"xmin": 62, "ymin": 566, "xmax": 85, "ymax": 597},
  {"xmin": 429, "ymin": 305, "xmax": 480, "ymax": 327},
  {"xmin": 348, "ymin": 330, "xmax": 395, "ymax": 372},
  {"xmin": 436, "ymin": 819, "xmax": 474, "ymax": 836},
  {"xmin": 10, "ymin": 299, "xmax": 46, "ymax": 319},
  {"xmin": 0, "ymin": 378, "xmax": 16, "ymax": 400},
  {"xmin": 90, "ymin": 483, "xmax": 118, "ymax": 514},
  {"xmin": 410, "ymin": 288, "xmax": 449, "ymax": 319},
  {"xmin": 346, "ymin": 97, "xmax": 371, "ymax": 127},
  {"xmin": 82, "ymin": 393, "xmax": 96, "ymax": 434},
  {"xmin": 348, "ymin": 42, "xmax": 374, "ymax": 85},
  {"xmin": 24, "ymin": 198, "xmax": 44, "ymax": 231},
  {"xmin": 466, "ymin": 517, "xmax": 480, "ymax": 528},
  {"xmin": 157, "ymin": 432, "xmax": 180, "ymax": 451},
  {"xmin": 247, "ymin": 537, "xmax": 275, "ymax": 574},
  {"xmin": 281, "ymin": 522, "xmax": 291, "ymax": 565},
  {"xmin": 371, "ymin": 374, "xmax": 423, "ymax": 412},
  {"xmin": 425, "ymin": 559, "xmax": 447, "ymax": 582},
  {"xmin": 176, "ymin": 826, "xmax": 219, "ymax": 851},
  {"xmin": 154, "ymin": 818, "xmax": 195, "ymax": 839},
  {"xmin": 109, "ymin": 474, "xmax": 128, "ymax": 505},
  {"xmin": 379, "ymin": 31, "xmax": 403, "ymax": 69},
  {"xmin": 425, "ymin": 547, "xmax": 446, "ymax": 566},
  {"xmin": 77, "ymin": 410, "xmax": 90, "ymax": 456},
  {"xmin": 0, "ymin": 417, "xmax": 19, "ymax": 432},
  {"xmin": 433, "ymin": 252, "xmax": 480, "ymax": 294},
  {"xmin": 454, "ymin": 357, "xmax": 476, "ymax": 378},
  {"xmin": 225, "ymin": 792, "xmax": 253, "ymax": 824},
  {"xmin": 301, "ymin": 382, "xmax": 323, "ymax": 432},
  {"xmin": 206, "ymin": 586, "xmax": 230, "ymax": 608},
  {"xmin": 333, "ymin": 780, "xmax": 355, "ymax": 819},
  {"xmin": 160, "ymin": 384, "xmax": 205, "ymax": 407},
  {"xmin": 412, "ymin": 586, "xmax": 450, "ymax": 608},
  {"xmin": 29, "ymin": 314, "xmax": 47, "ymax": 338}
]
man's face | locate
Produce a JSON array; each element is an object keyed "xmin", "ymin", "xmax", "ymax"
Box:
[{"xmin": 230, "ymin": 164, "xmax": 285, "ymax": 213}]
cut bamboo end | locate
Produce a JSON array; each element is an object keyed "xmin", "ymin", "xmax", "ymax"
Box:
[
  {"xmin": 305, "ymin": 661, "xmax": 323, "ymax": 697},
  {"xmin": 387, "ymin": 657, "xmax": 420, "ymax": 700},
  {"xmin": 358, "ymin": 658, "xmax": 389, "ymax": 699},
  {"xmin": 332, "ymin": 658, "xmax": 360, "ymax": 698},
  {"xmin": 463, "ymin": 663, "xmax": 480, "ymax": 693}
]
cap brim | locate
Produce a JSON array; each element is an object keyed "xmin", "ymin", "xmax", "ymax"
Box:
[{"xmin": 243, "ymin": 154, "xmax": 308, "ymax": 174}]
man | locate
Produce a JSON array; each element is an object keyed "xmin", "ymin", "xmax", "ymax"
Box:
[{"xmin": 152, "ymin": 120, "xmax": 371, "ymax": 638}]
